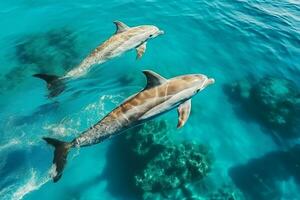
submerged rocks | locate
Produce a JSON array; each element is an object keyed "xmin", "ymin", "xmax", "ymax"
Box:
[
  {"xmin": 225, "ymin": 76, "xmax": 300, "ymax": 139},
  {"xmin": 126, "ymin": 120, "xmax": 170, "ymax": 157},
  {"xmin": 135, "ymin": 142, "xmax": 212, "ymax": 196},
  {"xmin": 125, "ymin": 121, "xmax": 213, "ymax": 199},
  {"xmin": 251, "ymin": 77, "xmax": 300, "ymax": 132}
]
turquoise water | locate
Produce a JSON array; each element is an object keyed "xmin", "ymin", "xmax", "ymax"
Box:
[{"xmin": 1, "ymin": 0, "xmax": 300, "ymax": 199}]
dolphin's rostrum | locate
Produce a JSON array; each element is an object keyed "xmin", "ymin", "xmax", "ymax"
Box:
[
  {"xmin": 43, "ymin": 70, "xmax": 215, "ymax": 182},
  {"xmin": 34, "ymin": 21, "xmax": 164, "ymax": 97}
]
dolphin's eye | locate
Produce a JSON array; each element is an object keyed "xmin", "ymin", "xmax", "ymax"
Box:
[{"xmin": 149, "ymin": 34, "xmax": 153, "ymax": 37}]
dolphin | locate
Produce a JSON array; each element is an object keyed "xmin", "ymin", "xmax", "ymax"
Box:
[
  {"xmin": 43, "ymin": 70, "xmax": 215, "ymax": 182},
  {"xmin": 33, "ymin": 21, "xmax": 164, "ymax": 97}
]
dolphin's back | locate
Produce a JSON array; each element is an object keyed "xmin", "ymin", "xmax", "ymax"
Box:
[
  {"xmin": 110, "ymin": 78, "xmax": 189, "ymax": 123},
  {"xmin": 74, "ymin": 84, "xmax": 170, "ymax": 146},
  {"xmin": 65, "ymin": 27, "xmax": 148, "ymax": 78}
]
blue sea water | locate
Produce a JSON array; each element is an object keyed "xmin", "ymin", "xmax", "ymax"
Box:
[{"xmin": 0, "ymin": 0, "xmax": 300, "ymax": 199}]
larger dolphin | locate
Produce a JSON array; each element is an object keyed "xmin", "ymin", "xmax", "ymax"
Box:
[
  {"xmin": 34, "ymin": 21, "xmax": 164, "ymax": 97},
  {"xmin": 43, "ymin": 70, "xmax": 215, "ymax": 182}
]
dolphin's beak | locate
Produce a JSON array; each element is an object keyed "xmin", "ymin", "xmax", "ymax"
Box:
[
  {"xmin": 158, "ymin": 30, "xmax": 164, "ymax": 35},
  {"xmin": 205, "ymin": 78, "xmax": 215, "ymax": 87}
]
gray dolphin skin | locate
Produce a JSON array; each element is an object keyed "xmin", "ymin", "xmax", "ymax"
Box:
[
  {"xmin": 33, "ymin": 21, "xmax": 164, "ymax": 97},
  {"xmin": 43, "ymin": 70, "xmax": 215, "ymax": 182}
]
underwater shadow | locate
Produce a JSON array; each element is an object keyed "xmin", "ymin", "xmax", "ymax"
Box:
[
  {"xmin": 12, "ymin": 102, "xmax": 60, "ymax": 126},
  {"xmin": 0, "ymin": 148, "xmax": 28, "ymax": 192},
  {"xmin": 99, "ymin": 127, "xmax": 149, "ymax": 200},
  {"xmin": 229, "ymin": 144, "xmax": 300, "ymax": 200},
  {"xmin": 63, "ymin": 173, "xmax": 104, "ymax": 199}
]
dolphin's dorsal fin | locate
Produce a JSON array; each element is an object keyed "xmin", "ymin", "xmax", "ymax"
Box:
[
  {"xmin": 177, "ymin": 99, "xmax": 191, "ymax": 128},
  {"xmin": 143, "ymin": 70, "xmax": 167, "ymax": 89},
  {"xmin": 113, "ymin": 21, "xmax": 129, "ymax": 34}
]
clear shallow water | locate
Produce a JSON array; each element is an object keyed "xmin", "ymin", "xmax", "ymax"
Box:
[{"xmin": 0, "ymin": 0, "xmax": 300, "ymax": 199}]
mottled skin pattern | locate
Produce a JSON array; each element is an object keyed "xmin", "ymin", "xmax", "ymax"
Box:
[
  {"xmin": 72, "ymin": 71, "xmax": 215, "ymax": 147},
  {"xmin": 64, "ymin": 24, "xmax": 163, "ymax": 78}
]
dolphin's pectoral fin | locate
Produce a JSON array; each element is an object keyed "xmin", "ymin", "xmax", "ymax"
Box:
[
  {"xmin": 113, "ymin": 21, "xmax": 129, "ymax": 34},
  {"xmin": 142, "ymin": 70, "xmax": 167, "ymax": 89},
  {"xmin": 177, "ymin": 99, "xmax": 191, "ymax": 128},
  {"xmin": 136, "ymin": 42, "xmax": 147, "ymax": 59}
]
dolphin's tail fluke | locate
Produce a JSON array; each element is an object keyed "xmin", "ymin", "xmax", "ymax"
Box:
[
  {"xmin": 43, "ymin": 137, "xmax": 73, "ymax": 182},
  {"xmin": 33, "ymin": 74, "xmax": 65, "ymax": 97}
]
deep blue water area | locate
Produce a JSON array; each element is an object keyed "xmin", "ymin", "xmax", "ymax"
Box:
[{"xmin": 0, "ymin": 0, "xmax": 300, "ymax": 199}]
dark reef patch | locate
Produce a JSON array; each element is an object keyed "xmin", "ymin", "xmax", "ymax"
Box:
[
  {"xmin": 229, "ymin": 145, "xmax": 300, "ymax": 200},
  {"xmin": 224, "ymin": 76, "xmax": 300, "ymax": 140},
  {"xmin": 15, "ymin": 28, "xmax": 80, "ymax": 74},
  {"xmin": 135, "ymin": 142, "xmax": 212, "ymax": 199},
  {"xmin": 0, "ymin": 28, "xmax": 82, "ymax": 94},
  {"xmin": 102, "ymin": 120, "xmax": 214, "ymax": 200}
]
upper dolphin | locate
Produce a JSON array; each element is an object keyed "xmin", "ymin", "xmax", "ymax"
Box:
[
  {"xmin": 42, "ymin": 70, "xmax": 215, "ymax": 182},
  {"xmin": 33, "ymin": 21, "xmax": 164, "ymax": 97}
]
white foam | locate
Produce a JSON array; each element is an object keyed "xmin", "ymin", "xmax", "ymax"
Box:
[
  {"xmin": 43, "ymin": 123, "xmax": 76, "ymax": 137},
  {"xmin": 85, "ymin": 94, "xmax": 122, "ymax": 114},
  {"xmin": 12, "ymin": 169, "xmax": 50, "ymax": 200},
  {"xmin": 49, "ymin": 164, "xmax": 58, "ymax": 178},
  {"xmin": 42, "ymin": 94, "xmax": 121, "ymax": 137},
  {"xmin": 0, "ymin": 139, "xmax": 20, "ymax": 152}
]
